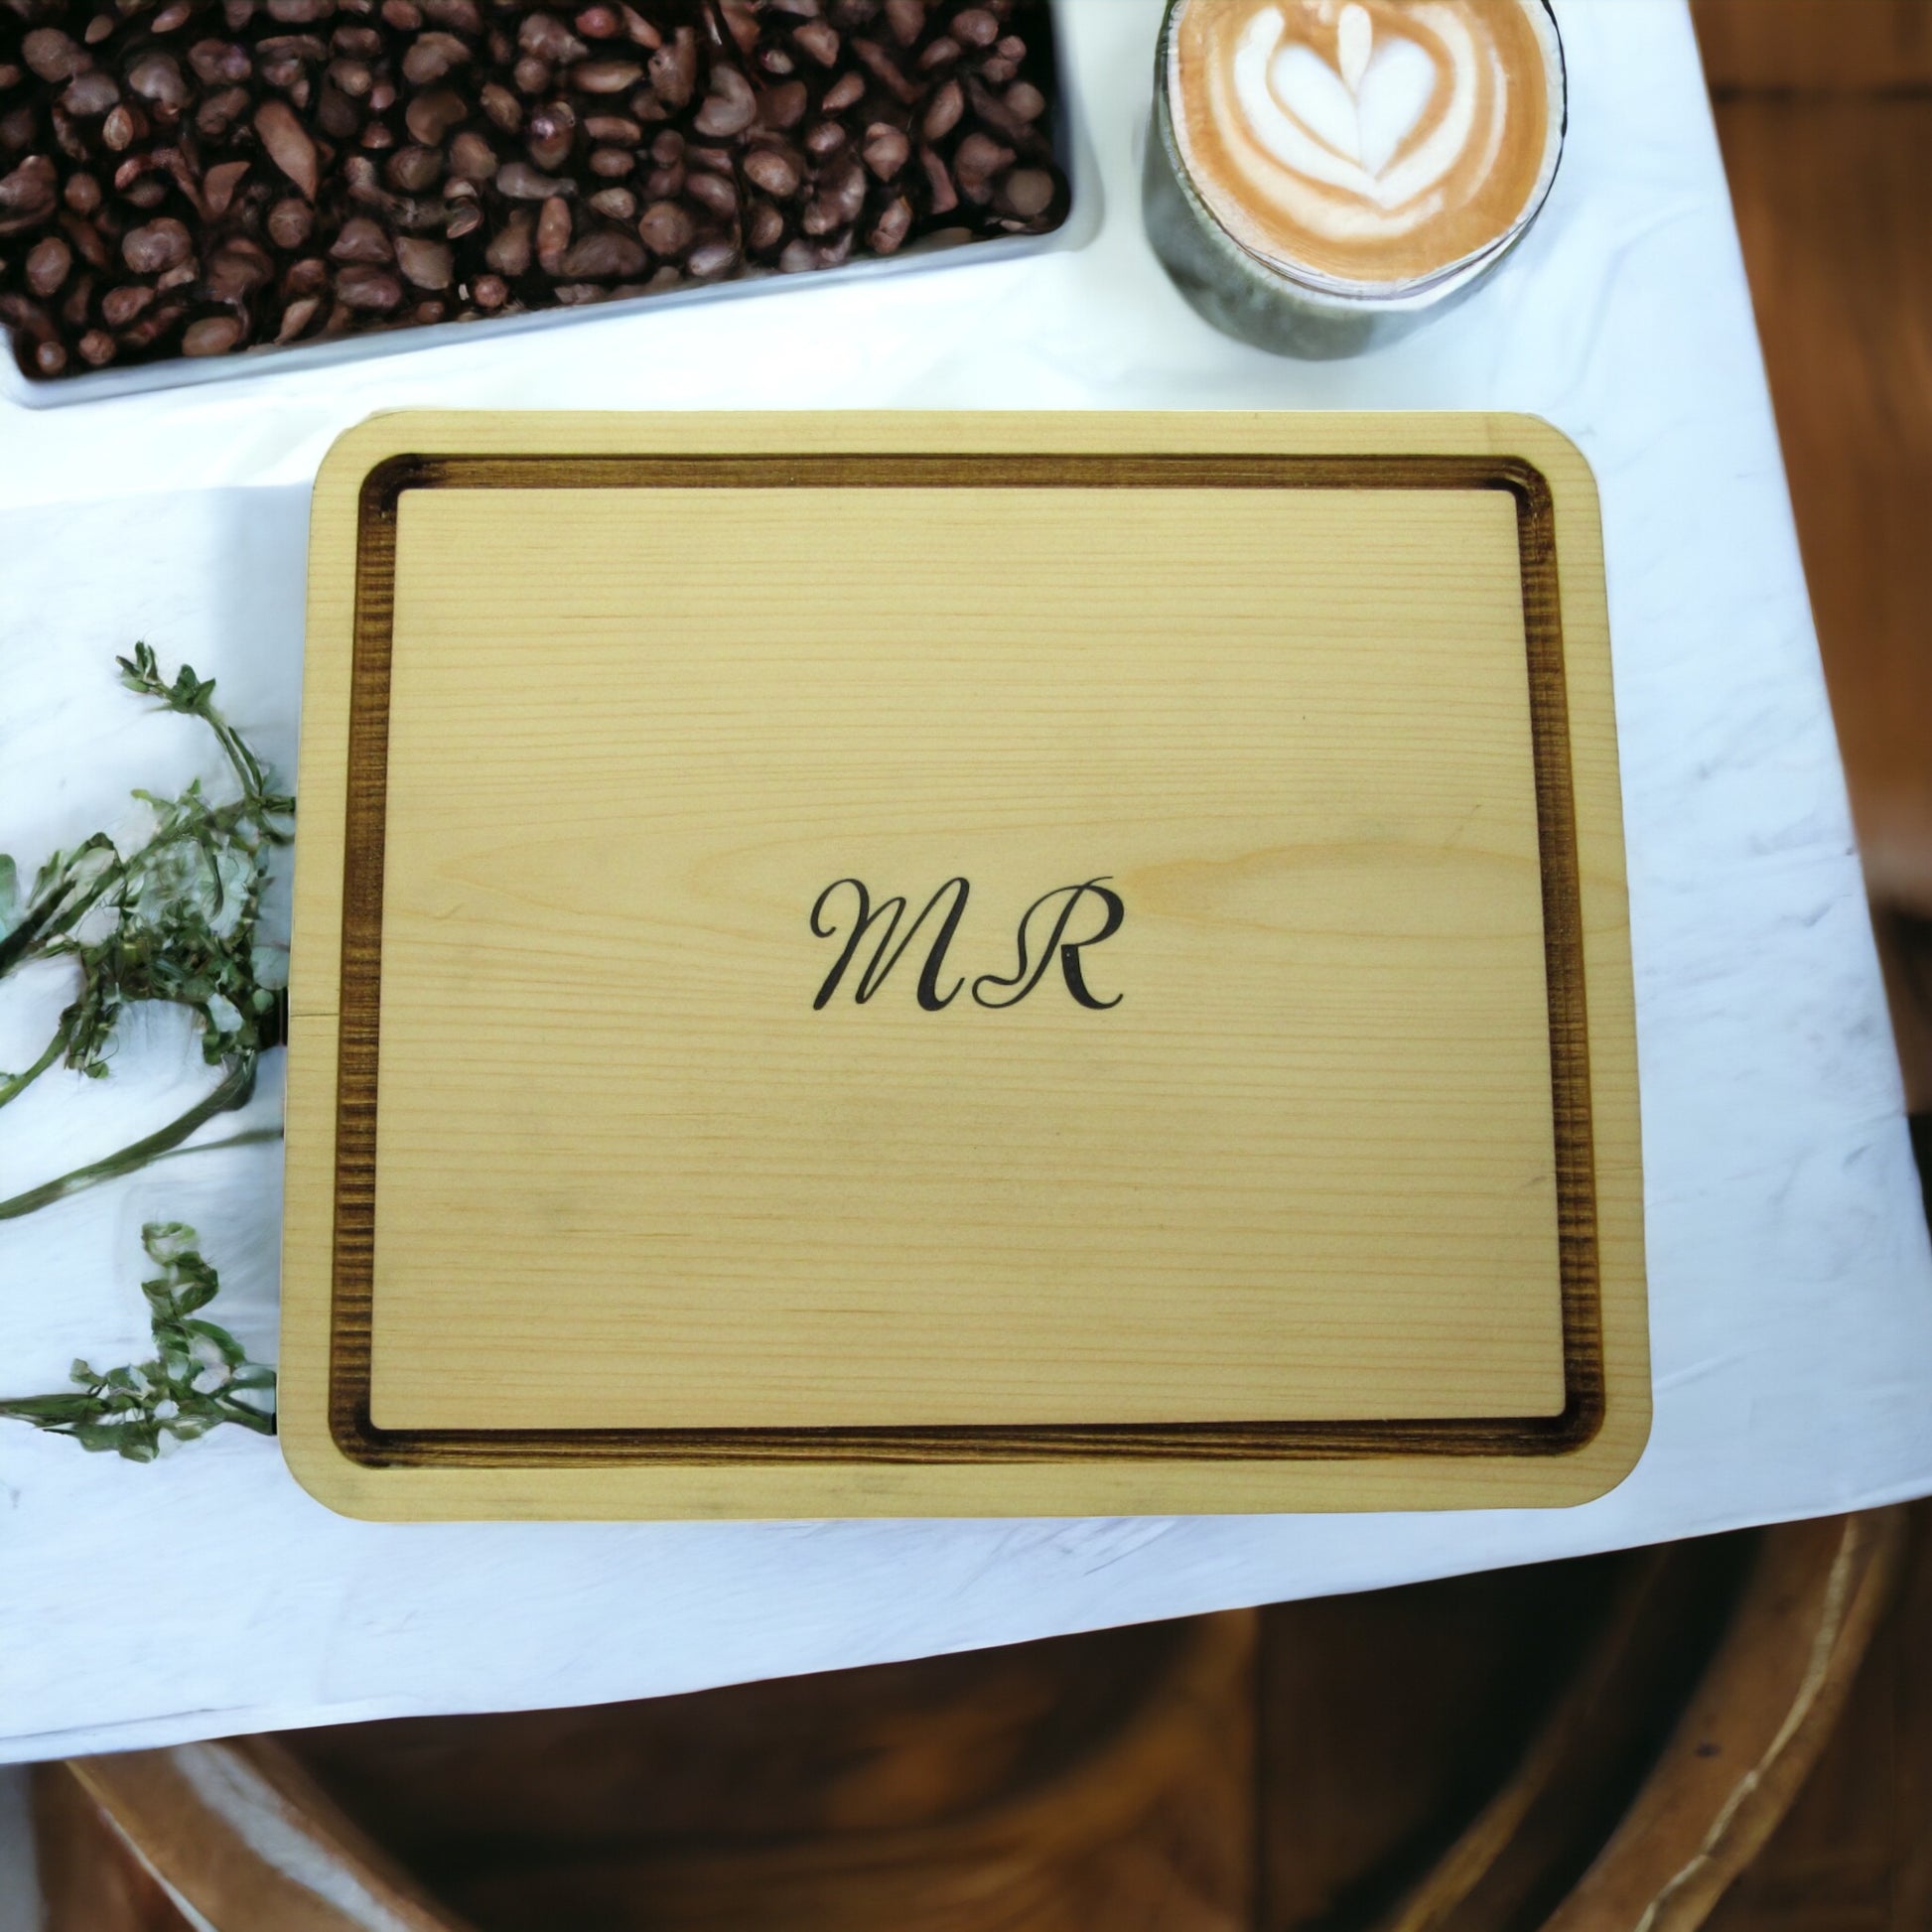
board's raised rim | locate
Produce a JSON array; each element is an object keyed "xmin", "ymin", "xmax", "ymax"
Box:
[{"xmin": 282, "ymin": 410, "xmax": 1649, "ymax": 1521}]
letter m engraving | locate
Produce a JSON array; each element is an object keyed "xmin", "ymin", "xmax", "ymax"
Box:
[{"xmin": 809, "ymin": 878, "xmax": 970, "ymax": 1011}]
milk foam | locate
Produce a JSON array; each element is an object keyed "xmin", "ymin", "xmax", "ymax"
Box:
[{"xmin": 1170, "ymin": 0, "xmax": 1562, "ymax": 294}]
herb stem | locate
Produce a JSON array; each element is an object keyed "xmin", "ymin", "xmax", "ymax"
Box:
[
  {"xmin": 0, "ymin": 1055, "xmax": 256, "ymax": 1222},
  {"xmin": 0, "ymin": 1024, "xmax": 69, "ymax": 1108}
]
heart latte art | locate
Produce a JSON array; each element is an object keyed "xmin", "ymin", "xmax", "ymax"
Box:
[{"xmin": 1169, "ymin": 0, "xmax": 1562, "ymax": 293}]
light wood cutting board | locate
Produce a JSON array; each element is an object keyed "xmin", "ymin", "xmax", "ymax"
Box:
[{"xmin": 282, "ymin": 410, "xmax": 1646, "ymax": 1519}]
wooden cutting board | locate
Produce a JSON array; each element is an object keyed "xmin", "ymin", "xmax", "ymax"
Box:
[{"xmin": 282, "ymin": 410, "xmax": 1647, "ymax": 1520}]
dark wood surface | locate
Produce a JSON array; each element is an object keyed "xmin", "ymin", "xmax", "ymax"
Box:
[{"xmin": 1704, "ymin": 1504, "xmax": 1932, "ymax": 1932}]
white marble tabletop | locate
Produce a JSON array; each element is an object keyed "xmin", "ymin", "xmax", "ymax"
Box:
[{"xmin": 3, "ymin": 0, "xmax": 1929, "ymax": 1766}]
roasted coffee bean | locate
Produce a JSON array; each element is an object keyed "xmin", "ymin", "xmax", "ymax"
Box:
[
  {"xmin": 207, "ymin": 235, "xmax": 273, "ymax": 295},
  {"xmin": 635, "ymin": 196, "xmax": 689, "ymax": 256},
  {"xmin": 743, "ymin": 146, "xmax": 800, "ymax": 199},
  {"xmin": 1, "ymin": 0, "xmax": 1065, "ymax": 378},
  {"xmin": 647, "ymin": 26, "xmax": 695, "ymax": 106},
  {"xmin": 496, "ymin": 157, "xmax": 568, "ymax": 200},
  {"xmin": 25, "ymin": 235, "xmax": 69, "ymax": 296},
  {"xmin": 922, "ymin": 77, "xmax": 963, "ymax": 141},
  {"xmin": 190, "ymin": 40, "xmax": 248, "ymax": 85},
  {"xmin": 793, "ymin": 20, "xmax": 840, "ymax": 66},
  {"xmin": 998, "ymin": 165, "xmax": 1052, "ymax": 219},
  {"xmin": 122, "ymin": 217, "xmax": 193, "ymax": 273},
  {"xmin": 60, "ymin": 273, "xmax": 97, "ymax": 332},
  {"xmin": 535, "ymin": 191, "xmax": 571, "ymax": 271},
  {"xmin": 718, "ymin": 1, "xmax": 759, "ymax": 57},
  {"xmin": 821, "ymin": 70, "xmax": 865, "ymax": 114},
  {"xmin": 449, "ymin": 130, "xmax": 495, "ymax": 180},
  {"xmin": 100, "ymin": 283, "xmax": 152, "ymax": 326},
  {"xmin": 283, "ymin": 254, "xmax": 329, "ymax": 297},
  {"xmin": 953, "ymin": 130, "xmax": 1010, "ymax": 187},
  {"xmin": 685, "ymin": 168, "xmax": 734, "ymax": 217},
  {"xmin": 483, "ymin": 207, "xmax": 532, "ymax": 272},
  {"xmin": 387, "ymin": 142, "xmax": 442, "ymax": 191},
  {"xmin": 205, "ymin": 157, "xmax": 253, "ymax": 211},
  {"xmin": 862, "ymin": 122, "xmax": 907, "ymax": 180},
  {"xmin": 274, "ymin": 292, "xmax": 319, "ymax": 338},
  {"xmin": 559, "ymin": 226, "xmax": 640, "ymax": 277},
  {"xmin": 424, "ymin": 0, "xmax": 483, "ymax": 34},
  {"xmin": 265, "ymin": 196, "xmax": 314, "ymax": 246},
  {"xmin": 870, "ymin": 192, "xmax": 911, "ymax": 252},
  {"xmin": 335, "ymin": 261, "xmax": 402, "ymax": 308},
  {"xmin": 759, "ymin": 78, "xmax": 807, "ymax": 130},
  {"xmin": 919, "ymin": 142, "xmax": 956, "ymax": 212},
  {"xmin": 395, "ymin": 232, "xmax": 451, "ymax": 285},
  {"xmin": 852, "ymin": 38, "xmax": 918, "ymax": 103},
  {"xmin": 693, "ymin": 67, "xmax": 754, "ymax": 137},
  {"xmin": 480, "ymin": 80, "xmax": 520, "ymax": 131},
  {"xmin": 183, "ymin": 313, "xmax": 243, "ymax": 354},
  {"xmin": 803, "ymin": 155, "xmax": 864, "ymax": 234},
  {"xmin": 63, "ymin": 70, "xmax": 120, "ymax": 116},
  {"xmin": 101, "ymin": 101, "xmax": 147, "ymax": 149},
  {"xmin": 746, "ymin": 198, "xmax": 782, "ymax": 250},
  {"xmin": 61, "ymin": 210, "xmax": 108, "ymax": 267},
  {"xmin": 254, "ymin": 96, "xmax": 318, "ymax": 196},
  {"xmin": 885, "ymin": 0, "xmax": 926, "ymax": 47},
  {"xmin": 524, "ymin": 98, "xmax": 575, "ymax": 170},
  {"xmin": 23, "ymin": 30, "xmax": 90, "ymax": 84},
  {"xmin": 572, "ymin": 60, "xmax": 640, "ymax": 95},
  {"xmin": 196, "ymin": 85, "xmax": 250, "ymax": 136},
  {"xmin": 618, "ymin": 5, "xmax": 661, "ymax": 49},
  {"xmin": 0, "ymin": 154, "xmax": 58, "ymax": 223},
  {"xmin": 403, "ymin": 85, "xmax": 465, "ymax": 144},
  {"xmin": 129, "ymin": 53, "xmax": 191, "ymax": 108},
  {"xmin": 329, "ymin": 214, "xmax": 391, "ymax": 260},
  {"xmin": 401, "ymin": 32, "xmax": 468, "ymax": 86}
]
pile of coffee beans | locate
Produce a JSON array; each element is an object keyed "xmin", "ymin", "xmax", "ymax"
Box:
[{"xmin": 0, "ymin": 0, "xmax": 1065, "ymax": 380}]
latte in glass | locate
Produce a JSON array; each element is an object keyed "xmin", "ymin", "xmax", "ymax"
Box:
[{"xmin": 1144, "ymin": 0, "xmax": 1567, "ymax": 356}]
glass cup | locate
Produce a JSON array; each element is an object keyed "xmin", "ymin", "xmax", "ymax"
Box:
[{"xmin": 1143, "ymin": 0, "xmax": 1568, "ymax": 359}]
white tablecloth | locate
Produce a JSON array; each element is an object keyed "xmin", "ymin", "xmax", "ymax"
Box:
[{"xmin": 3, "ymin": 0, "xmax": 1929, "ymax": 1765}]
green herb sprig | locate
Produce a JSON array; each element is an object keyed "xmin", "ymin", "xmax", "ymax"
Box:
[
  {"xmin": 0, "ymin": 1222, "xmax": 274, "ymax": 1460},
  {"xmin": 0, "ymin": 644, "xmax": 294, "ymax": 1219}
]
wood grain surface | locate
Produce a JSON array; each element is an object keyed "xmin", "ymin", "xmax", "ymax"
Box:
[{"xmin": 282, "ymin": 411, "xmax": 1645, "ymax": 1519}]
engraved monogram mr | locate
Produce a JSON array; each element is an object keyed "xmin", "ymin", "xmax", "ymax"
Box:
[{"xmin": 810, "ymin": 878, "xmax": 1126, "ymax": 1012}]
